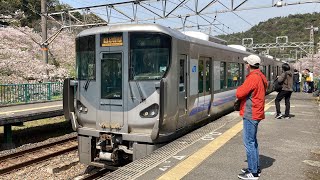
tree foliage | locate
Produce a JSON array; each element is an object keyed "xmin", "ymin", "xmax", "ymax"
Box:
[{"xmin": 218, "ymin": 13, "xmax": 320, "ymax": 45}]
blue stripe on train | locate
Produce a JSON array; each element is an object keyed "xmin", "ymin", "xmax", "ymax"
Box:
[{"xmin": 189, "ymin": 95, "xmax": 236, "ymax": 116}]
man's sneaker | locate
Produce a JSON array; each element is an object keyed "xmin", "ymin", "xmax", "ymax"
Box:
[
  {"xmin": 238, "ymin": 172, "xmax": 259, "ymax": 180},
  {"xmin": 275, "ymin": 114, "xmax": 283, "ymax": 119},
  {"xmin": 241, "ymin": 168, "xmax": 261, "ymax": 176}
]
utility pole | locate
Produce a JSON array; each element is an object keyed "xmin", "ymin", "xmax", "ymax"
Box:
[
  {"xmin": 305, "ymin": 25, "xmax": 319, "ymax": 72},
  {"xmin": 41, "ymin": 0, "xmax": 48, "ymax": 65}
]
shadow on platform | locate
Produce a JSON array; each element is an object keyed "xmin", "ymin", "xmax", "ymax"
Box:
[
  {"xmin": 0, "ymin": 121, "xmax": 73, "ymax": 150},
  {"xmin": 245, "ymin": 154, "xmax": 276, "ymax": 170},
  {"xmin": 259, "ymin": 154, "xmax": 276, "ymax": 170}
]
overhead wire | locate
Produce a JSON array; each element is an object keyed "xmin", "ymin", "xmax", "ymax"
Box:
[
  {"xmin": 142, "ymin": 1, "xmax": 226, "ymax": 35},
  {"xmin": 217, "ymin": 0, "xmax": 275, "ymax": 40},
  {"xmin": 170, "ymin": 0, "xmax": 240, "ymax": 33},
  {"xmin": 67, "ymin": 0, "xmax": 182, "ymax": 26},
  {"xmin": 167, "ymin": 0, "xmax": 242, "ymax": 40},
  {"xmin": 140, "ymin": 1, "xmax": 196, "ymax": 26}
]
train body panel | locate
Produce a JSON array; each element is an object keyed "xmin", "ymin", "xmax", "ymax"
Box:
[{"xmin": 63, "ymin": 24, "xmax": 283, "ymax": 166}]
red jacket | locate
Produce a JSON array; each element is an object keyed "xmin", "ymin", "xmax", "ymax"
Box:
[{"xmin": 236, "ymin": 69, "xmax": 267, "ymax": 120}]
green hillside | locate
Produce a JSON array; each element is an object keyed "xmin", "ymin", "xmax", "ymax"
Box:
[
  {"xmin": 218, "ymin": 13, "xmax": 320, "ymax": 46},
  {"xmin": 0, "ymin": 0, "xmax": 103, "ymax": 30}
]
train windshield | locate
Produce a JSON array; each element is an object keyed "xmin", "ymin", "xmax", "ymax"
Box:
[
  {"xmin": 130, "ymin": 33, "xmax": 171, "ymax": 80},
  {"xmin": 76, "ymin": 35, "xmax": 96, "ymax": 80}
]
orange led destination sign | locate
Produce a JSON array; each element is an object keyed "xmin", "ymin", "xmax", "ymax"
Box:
[{"xmin": 101, "ymin": 35, "xmax": 123, "ymax": 47}]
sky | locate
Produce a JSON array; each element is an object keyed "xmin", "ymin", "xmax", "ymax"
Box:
[{"xmin": 58, "ymin": 0, "xmax": 320, "ymax": 36}]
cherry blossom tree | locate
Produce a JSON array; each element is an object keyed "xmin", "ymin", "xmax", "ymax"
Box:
[{"xmin": 0, "ymin": 26, "xmax": 75, "ymax": 84}]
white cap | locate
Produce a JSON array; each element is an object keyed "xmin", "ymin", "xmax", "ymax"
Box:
[{"xmin": 243, "ymin": 55, "xmax": 261, "ymax": 67}]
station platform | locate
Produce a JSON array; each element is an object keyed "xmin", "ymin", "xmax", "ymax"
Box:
[
  {"xmin": 101, "ymin": 92, "xmax": 320, "ymax": 180},
  {"xmin": 0, "ymin": 101, "xmax": 63, "ymax": 143}
]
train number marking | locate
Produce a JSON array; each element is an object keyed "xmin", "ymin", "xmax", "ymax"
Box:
[
  {"xmin": 201, "ymin": 136, "xmax": 215, "ymax": 140},
  {"xmin": 201, "ymin": 131, "xmax": 221, "ymax": 140},
  {"xmin": 159, "ymin": 165, "xmax": 171, "ymax": 171},
  {"xmin": 208, "ymin": 132, "xmax": 222, "ymax": 136},
  {"xmin": 173, "ymin": 156, "xmax": 185, "ymax": 160}
]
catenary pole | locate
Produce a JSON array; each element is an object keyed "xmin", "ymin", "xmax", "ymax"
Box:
[{"xmin": 41, "ymin": 0, "xmax": 48, "ymax": 65}]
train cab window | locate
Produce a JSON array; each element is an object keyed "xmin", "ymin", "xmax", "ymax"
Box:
[
  {"xmin": 101, "ymin": 53, "xmax": 122, "ymax": 99},
  {"xmin": 198, "ymin": 60, "xmax": 204, "ymax": 93},
  {"xmin": 129, "ymin": 33, "xmax": 171, "ymax": 80},
  {"xmin": 220, "ymin": 62, "xmax": 226, "ymax": 89},
  {"xmin": 76, "ymin": 35, "xmax": 96, "ymax": 80},
  {"xmin": 227, "ymin": 63, "xmax": 240, "ymax": 88}
]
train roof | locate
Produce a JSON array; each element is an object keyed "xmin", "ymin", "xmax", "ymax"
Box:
[{"xmin": 78, "ymin": 24, "xmax": 273, "ymax": 62}]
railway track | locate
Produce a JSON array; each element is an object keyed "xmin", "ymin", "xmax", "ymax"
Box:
[
  {"xmin": 0, "ymin": 135, "xmax": 78, "ymax": 175},
  {"xmin": 79, "ymin": 167, "xmax": 114, "ymax": 180}
]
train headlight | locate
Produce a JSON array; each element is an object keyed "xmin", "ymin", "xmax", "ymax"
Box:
[{"xmin": 140, "ymin": 104, "xmax": 159, "ymax": 118}]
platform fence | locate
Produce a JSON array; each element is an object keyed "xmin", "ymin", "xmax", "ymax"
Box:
[{"xmin": 0, "ymin": 82, "xmax": 63, "ymax": 105}]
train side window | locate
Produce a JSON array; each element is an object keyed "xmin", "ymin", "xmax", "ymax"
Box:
[
  {"xmin": 179, "ymin": 59, "xmax": 185, "ymax": 92},
  {"xmin": 268, "ymin": 65, "xmax": 271, "ymax": 80},
  {"xmin": 179, "ymin": 60, "xmax": 184, "ymax": 84},
  {"xmin": 198, "ymin": 60, "xmax": 204, "ymax": 93},
  {"xmin": 240, "ymin": 63, "xmax": 244, "ymax": 84},
  {"xmin": 205, "ymin": 60, "xmax": 211, "ymax": 92},
  {"xmin": 213, "ymin": 61, "xmax": 221, "ymax": 91},
  {"xmin": 220, "ymin": 62, "xmax": 226, "ymax": 89},
  {"xmin": 227, "ymin": 63, "xmax": 240, "ymax": 88},
  {"xmin": 260, "ymin": 66, "xmax": 266, "ymax": 75},
  {"xmin": 271, "ymin": 66, "xmax": 274, "ymax": 79}
]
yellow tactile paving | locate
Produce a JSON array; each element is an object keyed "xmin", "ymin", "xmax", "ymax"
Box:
[{"xmin": 157, "ymin": 98, "xmax": 275, "ymax": 180}]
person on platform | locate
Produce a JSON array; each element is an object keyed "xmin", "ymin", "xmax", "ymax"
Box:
[
  {"xmin": 292, "ymin": 69, "xmax": 300, "ymax": 92},
  {"xmin": 275, "ymin": 63, "xmax": 293, "ymax": 119},
  {"xmin": 236, "ymin": 54, "xmax": 267, "ymax": 180},
  {"xmin": 305, "ymin": 69, "xmax": 314, "ymax": 93}
]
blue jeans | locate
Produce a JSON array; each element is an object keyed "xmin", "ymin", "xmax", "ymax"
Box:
[
  {"xmin": 243, "ymin": 118, "xmax": 260, "ymax": 173},
  {"xmin": 293, "ymin": 82, "xmax": 300, "ymax": 92}
]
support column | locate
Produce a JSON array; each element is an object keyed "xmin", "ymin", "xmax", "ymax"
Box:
[{"xmin": 4, "ymin": 124, "xmax": 12, "ymax": 144}]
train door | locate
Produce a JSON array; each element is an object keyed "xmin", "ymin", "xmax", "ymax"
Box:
[
  {"xmin": 197, "ymin": 57, "xmax": 211, "ymax": 118},
  {"xmin": 99, "ymin": 52, "xmax": 124, "ymax": 130},
  {"xmin": 177, "ymin": 55, "xmax": 188, "ymax": 129}
]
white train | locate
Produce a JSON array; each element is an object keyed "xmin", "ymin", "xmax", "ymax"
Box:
[{"xmin": 63, "ymin": 24, "xmax": 282, "ymax": 167}]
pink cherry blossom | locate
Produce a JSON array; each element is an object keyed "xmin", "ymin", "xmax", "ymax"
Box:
[{"xmin": 0, "ymin": 26, "xmax": 75, "ymax": 84}]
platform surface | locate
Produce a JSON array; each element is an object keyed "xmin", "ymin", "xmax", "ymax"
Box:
[
  {"xmin": 0, "ymin": 101, "xmax": 63, "ymax": 125},
  {"xmin": 101, "ymin": 92, "xmax": 320, "ymax": 180}
]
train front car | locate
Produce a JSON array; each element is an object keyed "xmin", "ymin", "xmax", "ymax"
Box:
[{"xmin": 65, "ymin": 25, "xmax": 177, "ymax": 167}]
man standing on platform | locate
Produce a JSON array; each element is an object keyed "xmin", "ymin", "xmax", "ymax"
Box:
[{"xmin": 236, "ymin": 55, "xmax": 267, "ymax": 180}]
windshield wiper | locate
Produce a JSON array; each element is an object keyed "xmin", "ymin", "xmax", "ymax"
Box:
[
  {"xmin": 84, "ymin": 78, "xmax": 91, "ymax": 91},
  {"xmin": 130, "ymin": 66, "xmax": 146, "ymax": 102}
]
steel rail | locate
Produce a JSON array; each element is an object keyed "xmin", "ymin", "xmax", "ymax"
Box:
[
  {"xmin": 0, "ymin": 136, "xmax": 77, "ymax": 174},
  {"xmin": 80, "ymin": 167, "xmax": 116, "ymax": 180}
]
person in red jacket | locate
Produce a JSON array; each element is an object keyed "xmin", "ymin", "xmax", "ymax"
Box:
[{"xmin": 236, "ymin": 54, "xmax": 267, "ymax": 180}]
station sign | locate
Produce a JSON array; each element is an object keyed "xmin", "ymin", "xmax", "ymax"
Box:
[{"xmin": 101, "ymin": 33, "xmax": 123, "ymax": 47}]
